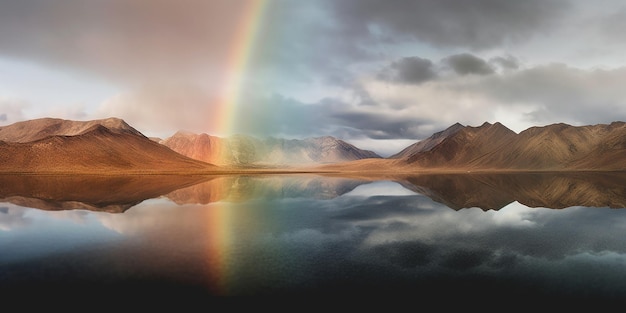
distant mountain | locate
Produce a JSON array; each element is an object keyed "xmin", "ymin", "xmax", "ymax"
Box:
[
  {"xmin": 393, "ymin": 121, "xmax": 626, "ymax": 171},
  {"xmin": 160, "ymin": 132, "xmax": 381, "ymax": 166},
  {"xmin": 0, "ymin": 118, "xmax": 216, "ymax": 174}
]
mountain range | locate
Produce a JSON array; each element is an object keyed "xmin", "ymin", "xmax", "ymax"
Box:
[
  {"xmin": 0, "ymin": 117, "xmax": 213, "ymax": 174},
  {"xmin": 160, "ymin": 131, "xmax": 381, "ymax": 166},
  {"xmin": 2, "ymin": 117, "xmax": 626, "ymax": 173},
  {"xmin": 394, "ymin": 121, "xmax": 626, "ymax": 171}
]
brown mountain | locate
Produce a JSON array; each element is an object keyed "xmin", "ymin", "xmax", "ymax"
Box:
[
  {"xmin": 390, "ymin": 122, "xmax": 465, "ymax": 159},
  {"xmin": 160, "ymin": 132, "xmax": 381, "ymax": 166},
  {"xmin": 468, "ymin": 121, "xmax": 626, "ymax": 170},
  {"xmin": 392, "ymin": 121, "xmax": 626, "ymax": 171},
  {"xmin": 0, "ymin": 118, "xmax": 217, "ymax": 174},
  {"xmin": 0, "ymin": 117, "xmax": 144, "ymax": 142},
  {"xmin": 403, "ymin": 122, "xmax": 517, "ymax": 168},
  {"xmin": 160, "ymin": 131, "xmax": 225, "ymax": 164}
]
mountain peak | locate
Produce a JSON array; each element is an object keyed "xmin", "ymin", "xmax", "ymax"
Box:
[
  {"xmin": 0, "ymin": 117, "xmax": 146, "ymax": 143},
  {"xmin": 390, "ymin": 122, "xmax": 467, "ymax": 159}
]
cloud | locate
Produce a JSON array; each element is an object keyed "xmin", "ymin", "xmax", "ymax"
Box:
[
  {"xmin": 97, "ymin": 83, "xmax": 220, "ymax": 137},
  {"xmin": 482, "ymin": 63, "xmax": 626, "ymax": 126},
  {"xmin": 0, "ymin": 97, "xmax": 28, "ymax": 126},
  {"xmin": 327, "ymin": 0, "xmax": 569, "ymax": 50},
  {"xmin": 233, "ymin": 93, "xmax": 435, "ymax": 141},
  {"xmin": 366, "ymin": 61, "xmax": 626, "ymax": 133},
  {"xmin": 0, "ymin": 0, "xmax": 251, "ymax": 85},
  {"xmin": 489, "ymin": 55, "xmax": 521, "ymax": 70},
  {"xmin": 442, "ymin": 53, "xmax": 495, "ymax": 75},
  {"xmin": 0, "ymin": 206, "xmax": 32, "ymax": 231},
  {"xmin": 378, "ymin": 57, "xmax": 437, "ymax": 84}
]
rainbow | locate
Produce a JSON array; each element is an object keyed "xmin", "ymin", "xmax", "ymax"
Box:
[
  {"xmin": 205, "ymin": 201, "xmax": 233, "ymax": 295},
  {"xmin": 213, "ymin": 0, "xmax": 269, "ymax": 137},
  {"xmin": 205, "ymin": 2, "xmax": 269, "ymax": 294}
]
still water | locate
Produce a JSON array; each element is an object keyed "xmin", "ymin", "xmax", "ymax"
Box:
[{"xmin": 3, "ymin": 172, "xmax": 626, "ymax": 300}]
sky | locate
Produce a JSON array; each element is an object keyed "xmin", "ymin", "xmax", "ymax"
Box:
[{"xmin": 2, "ymin": 0, "xmax": 626, "ymax": 156}]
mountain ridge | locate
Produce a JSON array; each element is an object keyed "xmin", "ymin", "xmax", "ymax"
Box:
[
  {"xmin": 0, "ymin": 118, "xmax": 217, "ymax": 174},
  {"xmin": 160, "ymin": 131, "xmax": 382, "ymax": 166},
  {"xmin": 3, "ymin": 117, "xmax": 626, "ymax": 173}
]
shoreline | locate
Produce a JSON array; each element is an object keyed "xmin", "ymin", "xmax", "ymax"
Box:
[{"xmin": 1, "ymin": 167, "xmax": 625, "ymax": 176}]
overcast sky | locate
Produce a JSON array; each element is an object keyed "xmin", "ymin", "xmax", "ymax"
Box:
[{"xmin": 2, "ymin": 0, "xmax": 626, "ymax": 156}]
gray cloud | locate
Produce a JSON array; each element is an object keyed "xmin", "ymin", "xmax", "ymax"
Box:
[
  {"xmin": 364, "ymin": 61, "xmax": 626, "ymax": 135},
  {"xmin": 378, "ymin": 57, "xmax": 437, "ymax": 84},
  {"xmin": 489, "ymin": 55, "xmax": 521, "ymax": 70},
  {"xmin": 328, "ymin": 0, "xmax": 569, "ymax": 50},
  {"xmin": 234, "ymin": 94, "xmax": 435, "ymax": 141},
  {"xmin": 443, "ymin": 53, "xmax": 495, "ymax": 75},
  {"xmin": 482, "ymin": 63, "xmax": 626, "ymax": 125}
]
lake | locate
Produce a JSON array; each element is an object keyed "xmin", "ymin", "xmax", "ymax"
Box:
[{"xmin": 3, "ymin": 172, "xmax": 626, "ymax": 302}]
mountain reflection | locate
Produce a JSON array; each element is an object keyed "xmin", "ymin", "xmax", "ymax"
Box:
[
  {"xmin": 398, "ymin": 172, "xmax": 626, "ymax": 210},
  {"xmin": 166, "ymin": 175, "xmax": 369, "ymax": 204},
  {"xmin": 2, "ymin": 172, "xmax": 626, "ymax": 212},
  {"xmin": 0, "ymin": 174, "xmax": 370, "ymax": 212},
  {"xmin": 0, "ymin": 174, "xmax": 207, "ymax": 213}
]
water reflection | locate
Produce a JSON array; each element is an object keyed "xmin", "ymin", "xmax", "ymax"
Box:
[
  {"xmin": 2, "ymin": 172, "xmax": 626, "ymax": 300},
  {"xmin": 399, "ymin": 172, "xmax": 626, "ymax": 210}
]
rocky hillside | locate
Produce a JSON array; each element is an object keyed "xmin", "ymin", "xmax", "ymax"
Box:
[{"xmin": 0, "ymin": 118, "xmax": 216, "ymax": 174}]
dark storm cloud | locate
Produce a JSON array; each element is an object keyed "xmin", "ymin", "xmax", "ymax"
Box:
[
  {"xmin": 235, "ymin": 93, "xmax": 435, "ymax": 140},
  {"xmin": 329, "ymin": 109, "xmax": 432, "ymax": 139},
  {"xmin": 443, "ymin": 53, "xmax": 495, "ymax": 75},
  {"xmin": 327, "ymin": 0, "xmax": 569, "ymax": 49},
  {"xmin": 377, "ymin": 57, "xmax": 437, "ymax": 84}
]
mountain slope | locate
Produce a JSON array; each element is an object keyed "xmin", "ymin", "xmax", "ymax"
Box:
[
  {"xmin": 0, "ymin": 121, "xmax": 217, "ymax": 174},
  {"xmin": 390, "ymin": 122, "xmax": 465, "ymax": 159},
  {"xmin": 394, "ymin": 121, "xmax": 626, "ymax": 171},
  {"xmin": 405, "ymin": 122, "xmax": 517, "ymax": 168},
  {"xmin": 0, "ymin": 117, "xmax": 144, "ymax": 142}
]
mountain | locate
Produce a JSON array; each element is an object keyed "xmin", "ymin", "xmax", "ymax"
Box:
[
  {"xmin": 403, "ymin": 122, "xmax": 517, "ymax": 168},
  {"xmin": 390, "ymin": 122, "xmax": 465, "ymax": 159},
  {"xmin": 160, "ymin": 131, "xmax": 225, "ymax": 164},
  {"xmin": 467, "ymin": 121, "xmax": 626, "ymax": 170},
  {"xmin": 160, "ymin": 132, "xmax": 381, "ymax": 166},
  {"xmin": 0, "ymin": 118, "xmax": 217, "ymax": 174},
  {"xmin": 393, "ymin": 121, "xmax": 626, "ymax": 171},
  {"xmin": 0, "ymin": 117, "xmax": 145, "ymax": 142}
]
